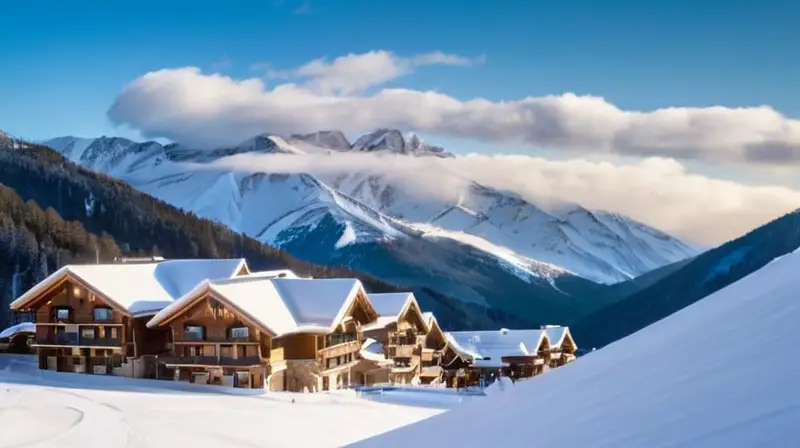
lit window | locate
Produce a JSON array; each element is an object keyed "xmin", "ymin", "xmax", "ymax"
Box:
[{"xmin": 81, "ymin": 327, "xmax": 95, "ymax": 339}]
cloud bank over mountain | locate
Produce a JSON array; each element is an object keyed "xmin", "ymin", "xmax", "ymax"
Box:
[
  {"xmin": 109, "ymin": 50, "xmax": 800, "ymax": 163},
  {"xmin": 105, "ymin": 49, "xmax": 800, "ymax": 245},
  {"xmin": 202, "ymin": 150, "xmax": 800, "ymax": 245}
]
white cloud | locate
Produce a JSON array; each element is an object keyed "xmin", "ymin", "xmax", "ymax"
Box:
[
  {"xmin": 285, "ymin": 50, "xmax": 483, "ymax": 95},
  {"xmin": 202, "ymin": 150, "xmax": 800, "ymax": 245},
  {"xmin": 108, "ymin": 52, "xmax": 800, "ymax": 163}
]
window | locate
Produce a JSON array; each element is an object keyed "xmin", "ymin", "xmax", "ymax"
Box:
[
  {"xmin": 184, "ymin": 325, "xmax": 205, "ymax": 341},
  {"xmin": 228, "ymin": 326, "xmax": 249, "ymax": 340},
  {"xmin": 94, "ymin": 307, "xmax": 113, "ymax": 321},
  {"xmin": 81, "ymin": 327, "xmax": 95, "ymax": 339},
  {"xmin": 56, "ymin": 308, "xmax": 70, "ymax": 320}
]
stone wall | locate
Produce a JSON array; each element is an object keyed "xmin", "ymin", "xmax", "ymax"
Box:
[{"xmin": 269, "ymin": 359, "xmax": 321, "ymax": 392}]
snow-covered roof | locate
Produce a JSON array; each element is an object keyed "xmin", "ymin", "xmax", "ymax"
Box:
[
  {"xmin": 240, "ymin": 269, "xmax": 300, "ymax": 279},
  {"xmin": 9, "ymin": 259, "xmax": 248, "ymax": 316},
  {"xmin": 368, "ymin": 292, "xmax": 413, "ymax": 317},
  {"xmin": 0, "ymin": 322, "xmax": 35, "ymax": 339},
  {"xmin": 422, "ymin": 312, "xmax": 437, "ymax": 328},
  {"xmin": 543, "ymin": 326, "xmax": 575, "ymax": 350},
  {"xmin": 445, "ymin": 329, "xmax": 550, "ymax": 362},
  {"xmin": 360, "ymin": 338, "xmax": 393, "ymax": 366},
  {"xmin": 363, "ymin": 292, "xmax": 424, "ymax": 331},
  {"xmin": 147, "ymin": 276, "xmax": 370, "ymax": 336}
]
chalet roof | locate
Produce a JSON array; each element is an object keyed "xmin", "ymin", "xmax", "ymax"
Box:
[
  {"xmin": 360, "ymin": 338, "xmax": 393, "ymax": 366},
  {"xmin": 445, "ymin": 329, "xmax": 550, "ymax": 362},
  {"xmin": 146, "ymin": 276, "xmax": 370, "ymax": 336},
  {"xmin": 543, "ymin": 326, "xmax": 575, "ymax": 350},
  {"xmin": 0, "ymin": 322, "xmax": 35, "ymax": 339},
  {"xmin": 422, "ymin": 312, "xmax": 437, "ymax": 328},
  {"xmin": 239, "ymin": 269, "xmax": 300, "ymax": 279},
  {"xmin": 9, "ymin": 258, "xmax": 248, "ymax": 316},
  {"xmin": 362, "ymin": 292, "xmax": 426, "ymax": 332},
  {"xmin": 368, "ymin": 293, "xmax": 413, "ymax": 317}
]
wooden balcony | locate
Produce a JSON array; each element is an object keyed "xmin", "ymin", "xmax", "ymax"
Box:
[
  {"xmin": 159, "ymin": 356, "xmax": 262, "ymax": 366},
  {"xmin": 34, "ymin": 329, "xmax": 122, "ymax": 348},
  {"xmin": 318, "ymin": 339, "xmax": 360, "ymax": 360},
  {"xmin": 388, "ymin": 344, "xmax": 417, "ymax": 359}
]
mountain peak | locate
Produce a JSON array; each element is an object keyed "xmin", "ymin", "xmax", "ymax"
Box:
[
  {"xmin": 289, "ymin": 130, "xmax": 351, "ymax": 150},
  {"xmin": 350, "ymin": 128, "xmax": 453, "ymax": 158}
]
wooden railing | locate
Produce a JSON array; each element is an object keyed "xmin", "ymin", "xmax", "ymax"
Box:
[
  {"xmin": 34, "ymin": 331, "xmax": 122, "ymax": 348},
  {"xmin": 159, "ymin": 356, "xmax": 262, "ymax": 366}
]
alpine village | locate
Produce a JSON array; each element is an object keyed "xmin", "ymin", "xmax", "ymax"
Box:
[{"xmin": 4, "ymin": 257, "xmax": 577, "ymax": 392}]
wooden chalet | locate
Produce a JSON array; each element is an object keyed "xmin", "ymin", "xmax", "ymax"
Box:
[
  {"xmin": 543, "ymin": 326, "xmax": 578, "ymax": 368},
  {"xmin": 9, "ymin": 258, "xmax": 249, "ymax": 377},
  {"xmin": 362, "ymin": 292, "xmax": 429, "ymax": 385},
  {"xmin": 418, "ymin": 312, "xmax": 447, "ymax": 385},
  {"xmin": 266, "ymin": 277, "xmax": 385, "ymax": 392},
  {"xmin": 145, "ymin": 276, "xmax": 276, "ymax": 388},
  {"xmin": 443, "ymin": 328, "xmax": 556, "ymax": 387}
]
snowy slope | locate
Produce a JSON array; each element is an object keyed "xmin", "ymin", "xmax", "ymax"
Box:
[
  {"xmin": 0, "ymin": 355, "xmax": 445, "ymax": 448},
  {"xmin": 355, "ymin": 249, "xmax": 800, "ymax": 447}
]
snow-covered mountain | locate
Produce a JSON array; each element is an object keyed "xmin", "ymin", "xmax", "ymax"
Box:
[
  {"xmin": 37, "ymin": 131, "xmax": 697, "ymax": 328},
  {"xmin": 330, "ymin": 170, "xmax": 698, "ymax": 283},
  {"xmin": 357, "ymin": 247, "xmax": 800, "ymax": 447},
  {"xmin": 43, "ymin": 131, "xmax": 697, "ymax": 285}
]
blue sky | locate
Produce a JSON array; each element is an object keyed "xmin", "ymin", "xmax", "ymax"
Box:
[
  {"xmin": 2, "ymin": 0, "xmax": 800, "ymax": 243},
  {"xmin": 2, "ymin": 0, "xmax": 798, "ymax": 143}
]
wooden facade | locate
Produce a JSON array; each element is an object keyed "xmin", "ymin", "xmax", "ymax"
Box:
[
  {"xmin": 315, "ymin": 289, "xmax": 381, "ymax": 390},
  {"xmin": 418, "ymin": 316, "xmax": 447, "ymax": 384},
  {"xmin": 441, "ymin": 328, "xmax": 579, "ymax": 388},
  {"xmin": 151, "ymin": 289, "xmax": 272, "ymax": 389},
  {"xmin": 15, "ymin": 274, "xmax": 137, "ymax": 375}
]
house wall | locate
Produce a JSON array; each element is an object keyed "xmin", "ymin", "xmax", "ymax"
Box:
[
  {"xmin": 132, "ymin": 316, "xmax": 171, "ymax": 356},
  {"xmin": 271, "ymin": 333, "xmax": 318, "ymax": 361},
  {"xmin": 27, "ymin": 277, "xmax": 129, "ymax": 373},
  {"xmin": 162, "ymin": 293, "xmax": 270, "ymax": 363},
  {"xmin": 269, "ymin": 359, "xmax": 321, "ymax": 392},
  {"xmin": 168, "ymin": 295, "xmax": 261, "ymax": 344},
  {"xmin": 34, "ymin": 279, "xmax": 125, "ymax": 330}
]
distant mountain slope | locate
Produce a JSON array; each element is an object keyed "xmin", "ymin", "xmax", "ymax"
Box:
[
  {"xmin": 330, "ymin": 170, "xmax": 699, "ymax": 284},
  {"xmin": 572, "ymin": 209, "xmax": 800, "ymax": 349}
]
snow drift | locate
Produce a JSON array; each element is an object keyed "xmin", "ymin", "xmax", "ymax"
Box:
[{"xmin": 354, "ymin": 248, "xmax": 800, "ymax": 447}]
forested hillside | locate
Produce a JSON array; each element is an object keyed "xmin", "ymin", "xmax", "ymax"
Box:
[{"xmin": 0, "ymin": 142, "xmax": 436, "ymax": 329}]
